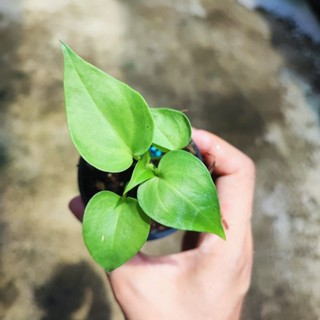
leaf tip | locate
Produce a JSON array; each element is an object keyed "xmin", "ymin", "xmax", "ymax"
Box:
[
  {"xmin": 214, "ymin": 222, "xmax": 226, "ymax": 240},
  {"xmin": 60, "ymin": 40, "xmax": 68, "ymax": 52},
  {"xmin": 105, "ymin": 266, "xmax": 116, "ymax": 273},
  {"xmin": 60, "ymin": 42, "xmax": 75, "ymax": 59},
  {"xmin": 219, "ymin": 228, "xmax": 226, "ymax": 241}
]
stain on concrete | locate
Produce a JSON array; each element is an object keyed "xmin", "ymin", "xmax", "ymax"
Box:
[
  {"xmin": 266, "ymin": 13, "xmax": 320, "ymax": 89},
  {"xmin": 34, "ymin": 261, "xmax": 111, "ymax": 320},
  {"xmin": 0, "ymin": 9, "xmax": 25, "ymax": 319},
  {"xmin": 0, "ymin": 278, "xmax": 18, "ymax": 314},
  {"xmin": 0, "ymin": 13, "xmax": 25, "ymax": 170}
]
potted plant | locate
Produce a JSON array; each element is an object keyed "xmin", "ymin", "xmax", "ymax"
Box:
[{"xmin": 61, "ymin": 43, "xmax": 225, "ymax": 272}]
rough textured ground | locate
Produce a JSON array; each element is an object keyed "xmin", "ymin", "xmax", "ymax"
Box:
[{"xmin": 0, "ymin": 0, "xmax": 320, "ymax": 319}]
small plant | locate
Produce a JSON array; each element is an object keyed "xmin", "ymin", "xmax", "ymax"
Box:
[{"xmin": 62, "ymin": 43, "xmax": 225, "ymax": 272}]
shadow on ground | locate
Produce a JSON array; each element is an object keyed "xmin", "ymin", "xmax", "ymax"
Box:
[
  {"xmin": 266, "ymin": 11, "xmax": 320, "ymax": 116},
  {"xmin": 34, "ymin": 261, "xmax": 111, "ymax": 320}
]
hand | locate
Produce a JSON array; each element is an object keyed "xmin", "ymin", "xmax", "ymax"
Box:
[{"xmin": 69, "ymin": 129, "xmax": 255, "ymax": 320}]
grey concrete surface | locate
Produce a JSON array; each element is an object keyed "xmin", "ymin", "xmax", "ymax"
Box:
[{"xmin": 0, "ymin": 0, "xmax": 320, "ymax": 319}]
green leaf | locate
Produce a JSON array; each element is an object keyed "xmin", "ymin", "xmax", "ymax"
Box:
[
  {"xmin": 150, "ymin": 108, "xmax": 191, "ymax": 151},
  {"xmin": 123, "ymin": 153, "xmax": 155, "ymax": 195},
  {"xmin": 137, "ymin": 150, "xmax": 225, "ymax": 239},
  {"xmin": 61, "ymin": 43, "xmax": 154, "ymax": 172},
  {"xmin": 83, "ymin": 191, "xmax": 151, "ymax": 272}
]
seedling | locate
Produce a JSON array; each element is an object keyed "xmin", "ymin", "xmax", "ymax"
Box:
[{"xmin": 62, "ymin": 43, "xmax": 225, "ymax": 272}]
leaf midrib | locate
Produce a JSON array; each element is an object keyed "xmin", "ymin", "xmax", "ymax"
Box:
[{"xmin": 69, "ymin": 56, "xmax": 131, "ymax": 154}]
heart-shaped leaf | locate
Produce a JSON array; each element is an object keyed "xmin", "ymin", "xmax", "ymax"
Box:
[
  {"xmin": 83, "ymin": 191, "xmax": 151, "ymax": 272},
  {"xmin": 151, "ymin": 108, "xmax": 191, "ymax": 151},
  {"xmin": 137, "ymin": 150, "xmax": 225, "ymax": 239},
  {"xmin": 62, "ymin": 43, "xmax": 154, "ymax": 172}
]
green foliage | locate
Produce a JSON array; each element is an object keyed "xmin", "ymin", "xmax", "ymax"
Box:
[
  {"xmin": 150, "ymin": 108, "xmax": 191, "ymax": 151},
  {"xmin": 62, "ymin": 43, "xmax": 225, "ymax": 272},
  {"xmin": 62, "ymin": 43, "xmax": 154, "ymax": 173},
  {"xmin": 123, "ymin": 152, "xmax": 155, "ymax": 195},
  {"xmin": 138, "ymin": 151, "xmax": 225, "ymax": 239},
  {"xmin": 83, "ymin": 191, "xmax": 150, "ymax": 271}
]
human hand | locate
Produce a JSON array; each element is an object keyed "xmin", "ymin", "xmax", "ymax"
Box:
[{"xmin": 69, "ymin": 128, "xmax": 255, "ymax": 320}]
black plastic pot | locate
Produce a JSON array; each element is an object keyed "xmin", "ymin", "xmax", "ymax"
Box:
[{"xmin": 77, "ymin": 141, "xmax": 203, "ymax": 240}]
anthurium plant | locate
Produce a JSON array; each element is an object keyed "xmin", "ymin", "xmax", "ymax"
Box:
[{"xmin": 62, "ymin": 43, "xmax": 225, "ymax": 272}]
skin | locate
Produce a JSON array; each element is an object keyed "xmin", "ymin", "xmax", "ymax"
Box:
[{"xmin": 69, "ymin": 129, "xmax": 255, "ymax": 320}]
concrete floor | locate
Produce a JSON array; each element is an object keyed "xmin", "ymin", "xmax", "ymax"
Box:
[{"xmin": 0, "ymin": 0, "xmax": 320, "ymax": 319}]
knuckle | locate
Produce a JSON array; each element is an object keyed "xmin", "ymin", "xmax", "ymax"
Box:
[
  {"xmin": 244, "ymin": 155, "xmax": 255, "ymax": 172},
  {"xmin": 240, "ymin": 154, "xmax": 256, "ymax": 178}
]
